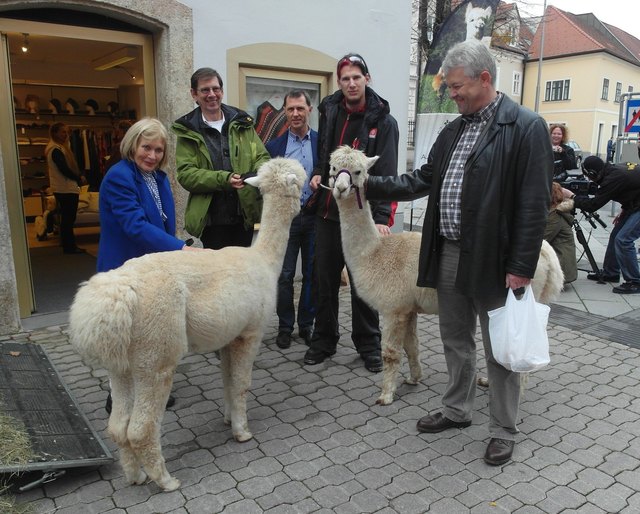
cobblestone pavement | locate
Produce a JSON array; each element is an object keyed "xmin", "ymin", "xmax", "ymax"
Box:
[{"xmin": 3, "ymin": 283, "xmax": 640, "ymax": 514}]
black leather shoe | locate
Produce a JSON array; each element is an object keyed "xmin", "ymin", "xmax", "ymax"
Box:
[
  {"xmin": 361, "ymin": 352, "xmax": 383, "ymax": 373},
  {"xmin": 484, "ymin": 438, "xmax": 515, "ymax": 465},
  {"xmin": 298, "ymin": 327, "xmax": 313, "ymax": 346},
  {"xmin": 276, "ymin": 331, "xmax": 292, "ymax": 349},
  {"xmin": 304, "ymin": 348, "xmax": 334, "ymax": 365},
  {"xmin": 105, "ymin": 392, "xmax": 175, "ymax": 414},
  {"xmin": 587, "ymin": 272, "xmax": 619, "ymax": 282},
  {"xmin": 416, "ymin": 411, "xmax": 472, "ymax": 433}
]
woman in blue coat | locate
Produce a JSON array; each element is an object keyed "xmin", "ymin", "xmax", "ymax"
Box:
[
  {"xmin": 98, "ymin": 117, "xmax": 193, "ymax": 272},
  {"xmin": 98, "ymin": 117, "xmax": 198, "ymax": 412}
]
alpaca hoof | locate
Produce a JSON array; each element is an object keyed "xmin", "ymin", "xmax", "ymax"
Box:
[
  {"xmin": 159, "ymin": 476, "xmax": 181, "ymax": 492},
  {"xmin": 404, "ymin": 377, "xmax": 419, "ymax": 385},
  {"xmin": 126, "ymin": 469, "xmax": 148, "ymax": 485},
  {"xmin": 234, "ymin": 431, "xmax": 253, "ymax": 442},
  {"xmin": 477, "ymin": 376, "xmax": 489, "ymax": 387},
  {"xmin": 376, "ymin": 394, "xmax": 393, "ymax": 405}
]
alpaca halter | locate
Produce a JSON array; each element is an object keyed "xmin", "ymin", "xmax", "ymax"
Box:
[{"xmin": 334, "ymin": 168, "xmax": 364, "ymax": 209}]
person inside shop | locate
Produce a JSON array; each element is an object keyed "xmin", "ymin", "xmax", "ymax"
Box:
[
  {"xmin": 550, "ymin": 123, "xmax": 576, "ymax": 182},
  {"xmin": 172, "ymin": 67, "xmax": 270, "ymax": 250},
  {"xmin": 265, "ymin": 90, "xmax": 318, "ymax": 350},
  {"xmin": 304, "ymin": 53, "xmax": 399, "ymax": 373},
  {"xmin": 98, "ymin": 117, "xmax": 202, "ymax": 413},
  {"xmin": 364, "ymin": 40, "xmax": 553, "ymax": 466},
  {"xmin": 45, "ymin": 122, "xmax": 87, "ymax": 254},
  {"xmin": 562, "ymin": 155, "xmax": 640, "ymax": 294}
]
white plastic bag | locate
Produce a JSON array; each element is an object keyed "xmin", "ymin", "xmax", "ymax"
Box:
[{"xmin": 488, "ymin": 285, "xmax": 550, "ymax": 372}]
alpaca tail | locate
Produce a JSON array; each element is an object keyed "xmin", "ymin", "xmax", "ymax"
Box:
[{"xmin": 69, "ymin": 271, "xmax": 138, "ymax": 374}]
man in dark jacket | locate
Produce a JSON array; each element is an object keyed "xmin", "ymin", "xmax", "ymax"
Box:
[
  {"xmin": 366, "ymin": 40, "xmax": 553, "ymax": 465},
  {"xmin": 563, "ymin": 156, "xmax": 640, "ymax": 293},
  {"xmin": 304, "ymin": 53, "xmax": 399, "ymax": 373},
  {"xmin": 266, "ymin": 90, "xmax": 319, "ymax": 349}
]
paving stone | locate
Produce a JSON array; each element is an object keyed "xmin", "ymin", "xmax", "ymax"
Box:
[
  {"xmin": 545, "ymin": 485, "xmax": 590, "ymax": 510},
  {"xmin": 310, "ymin": 484, "xmax": 351, "ymax": 508}
]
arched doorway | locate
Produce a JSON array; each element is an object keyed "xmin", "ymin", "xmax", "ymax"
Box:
[{"xmin": 0, "ymin": 1, "xmax": 192, "ymax": 330}]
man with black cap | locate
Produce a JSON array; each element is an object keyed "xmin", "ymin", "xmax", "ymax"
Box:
[{"xmin": 562, "ymin": 155, "xmax": 640, "ymax": 293}]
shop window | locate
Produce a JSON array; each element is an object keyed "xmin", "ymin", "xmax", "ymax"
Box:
[{"xmin": 244, "ymin": 75, "xmax": 321, "ymax": 144}]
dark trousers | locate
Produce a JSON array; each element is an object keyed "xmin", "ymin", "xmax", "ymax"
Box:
[
  {"xmin": 277, "ymin": 212, "xmax": 316, "ymax": 334},
  {"xmin": 54, "ymin": 192, "xmax": 79, "ymax": 252},
  {"xmin": 310, "ymin": 216, "xmax": 381, "ymax": 355},
  {"xmin": 200, "ymin": 223, "xmax": 254, "ymax": 250}
]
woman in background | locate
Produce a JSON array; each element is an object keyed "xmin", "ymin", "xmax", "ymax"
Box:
[
  {"xmin": 45, "ymin": 122, "xmax": 86, "ymax": 254},
  {"xmin": 550, "ymin": 124, "xmax": 577, "ymax": 182}
]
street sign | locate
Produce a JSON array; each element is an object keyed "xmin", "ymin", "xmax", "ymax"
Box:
[{"xmin": 625, "ymin": 99, "xmax": 640, "ymax": 133}]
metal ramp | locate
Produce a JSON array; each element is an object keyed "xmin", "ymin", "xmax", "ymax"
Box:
[{"xmin": 0, "ymin": 342, "xmax": 112, "ymax": 490}]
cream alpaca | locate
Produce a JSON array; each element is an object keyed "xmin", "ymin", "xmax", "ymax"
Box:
[
  {"xmin": 328, "ymin": 146, "xmax": 563, "ymax": 405},
  {"xmin": 69, "ymin": 158, "xmax": 306, "ymax": 491}
]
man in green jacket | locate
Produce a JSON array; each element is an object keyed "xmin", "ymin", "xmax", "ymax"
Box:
[{"xmin": 172, "ymin": 67, "xmax": 270, "ymax": 248}]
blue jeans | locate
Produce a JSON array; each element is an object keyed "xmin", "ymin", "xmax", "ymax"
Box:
[
  {"xmin": 277, "ymin": 212, "xmax": 316, "ymax": 333},
  {"xmin": 602, "ymin": 210, "xmax": 640, "ymax": 283}
]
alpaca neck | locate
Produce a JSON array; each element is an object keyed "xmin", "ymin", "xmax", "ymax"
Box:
[
  {"xmin": 336, "ymin": 192, "xmax": 380, "ymax": 266},
  {"xmin": 253, "ymin": 196, "xmax": 296, "ymax": 269}
]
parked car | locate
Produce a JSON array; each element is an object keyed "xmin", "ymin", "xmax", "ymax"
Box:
[{"xmin": 566, "ymin": 140, "xmax": 583, "ymax": 167}]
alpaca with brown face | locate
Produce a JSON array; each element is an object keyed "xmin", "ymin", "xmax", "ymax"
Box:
[
  {"xmin": 69, "ymin": 158, "xmax": 306, "ymax": 491},
  {"xmin": 328, "ymin": 145, "xmax": 563, "ymax": 405}
]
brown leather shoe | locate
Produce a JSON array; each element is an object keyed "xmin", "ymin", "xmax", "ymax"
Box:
[
  {"xmin": 416, "ymin": 411, "xmax": 471, "ymax": 433},
  {"xmin": 484, "ymin": 438, "xmax": 515, "ymax": 465}
]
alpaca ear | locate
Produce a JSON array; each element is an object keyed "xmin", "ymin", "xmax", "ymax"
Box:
[
  {"xmin": 367, "ymin": 156, "xmax": 380, "ymax": 170},
  {"xmin": 286, "ymin": 173, "xmax": 299, "ymax": 186},
  {"xmin": 244, "ymin": 175, "xmax": 261, "ymax": 188}
]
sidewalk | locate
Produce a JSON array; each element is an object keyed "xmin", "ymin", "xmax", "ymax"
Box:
[{"xmin": 3, "ymin": 201, "xmax": 640, "ymax": 513}]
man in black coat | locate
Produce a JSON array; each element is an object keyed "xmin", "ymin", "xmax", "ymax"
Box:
[
  {"xmin": 304, "ymin": 53, "xmax": 399, "ymax": 373},
  {"xmin": 366, "ymin": 40, "xmax": 553, "ymax": 465}
]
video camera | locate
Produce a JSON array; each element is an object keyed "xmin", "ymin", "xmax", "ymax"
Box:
[
  {"xmin": 557, "ymin": 169, "xmax": 598, "ymax": 196},
  {"xmin": 559, "ymin": 177, "xmax": 598, "ymax": 196}
]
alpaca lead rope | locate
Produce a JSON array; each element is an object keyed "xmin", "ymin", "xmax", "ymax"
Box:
[{"xmin": 336, "ymin": 168, "xmax": 363, "ymax": 209}]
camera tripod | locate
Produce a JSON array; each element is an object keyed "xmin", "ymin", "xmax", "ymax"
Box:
[{"xmin": 569, "ymin": 209, "xmax": 608, "ymax": 282}]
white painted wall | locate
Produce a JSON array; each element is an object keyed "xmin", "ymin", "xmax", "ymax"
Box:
[{"xmin": 180, "ymin": 0, "xmax": 412, "ymax": 175}]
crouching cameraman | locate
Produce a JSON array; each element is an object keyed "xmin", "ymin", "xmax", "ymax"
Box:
[{"xmin": 562, "ymin": 156, "xmax": 640, "ymax": 294}]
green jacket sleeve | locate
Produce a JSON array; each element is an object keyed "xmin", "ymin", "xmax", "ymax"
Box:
[{"xmin": 174, "ymin": 131, "xmax": 233, "ymax": 193}]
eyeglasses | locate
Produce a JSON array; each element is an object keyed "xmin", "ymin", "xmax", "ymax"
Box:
[
  {"xmin": 197, "ymin": 86, "xmax": 222, "ymax": 95},
  {"xmin": 337, "ymin": 55, "xmax": 369, "ymax": 75}
]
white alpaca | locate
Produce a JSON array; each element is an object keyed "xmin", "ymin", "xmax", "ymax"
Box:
[
  {"xmin": 465, "ymin": 3, "xmax": 492, "ymax": 42},
  {"xmin": 69, "ymin": 158, "xmax": 306, "ymax": 491},
  {"xmin": 328, "ymin": 146, "xmax": 563, "ymax": 405}
]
